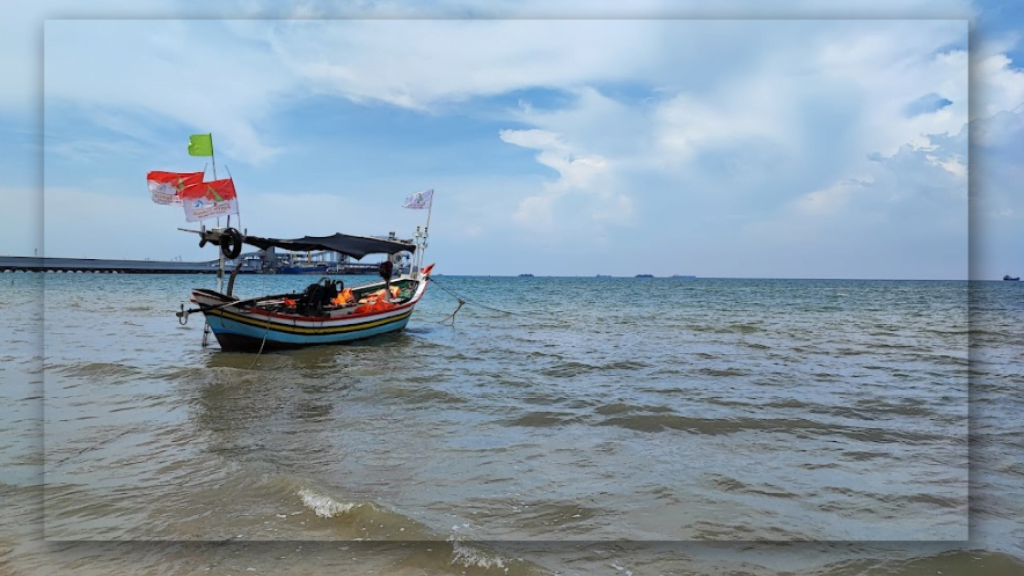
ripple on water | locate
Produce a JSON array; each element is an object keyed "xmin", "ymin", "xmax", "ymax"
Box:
[{"xmin": 18, "ymin": 276, "xmax": 988, "ymax": 549}]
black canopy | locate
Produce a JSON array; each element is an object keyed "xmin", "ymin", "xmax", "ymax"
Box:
[{"xmin": 243, "ymin": 233, "xmax": 416, "ymax": 260}]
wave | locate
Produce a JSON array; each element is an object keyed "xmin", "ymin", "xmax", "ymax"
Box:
[
  {"xmin": 299, "ymin": 488, "xmax": 361, "ymax": 518},
  {"xmin": 539, "ymin": 361, "xmax": 599, "ymax": 378},
  {"xmin": 594, "ymin": 402, "xmax": 675, "ymax": 416},
  {"xmin": 293, "ymin": 486, "xmax": 542, "ymax": 574},
  {"xmin": 500, "ymin": 411, "xmax": 584, "ymax": 427},
  {"xmin": 50, "ymin": 361, "xmax": 141, "ymax": 380},
  {"xmin": 595, "ymin": 413, "xmax": 948, "ymax": 443}
]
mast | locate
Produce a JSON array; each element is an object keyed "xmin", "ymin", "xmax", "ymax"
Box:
[{"xmin": 207, "ymin": 135, "xmax": 226, "ymax": 294}]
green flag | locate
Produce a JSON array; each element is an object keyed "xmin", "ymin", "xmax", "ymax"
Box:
[{"xmin": 188, "ymin": 133, "xmax": 213, "ymax": 157}]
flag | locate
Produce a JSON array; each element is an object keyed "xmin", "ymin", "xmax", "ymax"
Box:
[
  {"xmin": 402, "ymin": 189, "xmax": 433, "ymax": 209},
  {"xmin": 147, "ymin": 170, "xmax": 204, "ymax": 205},
  {"xmin": 188, "ymin": 133, "xmax": 214, "ymax": 157},
  {"xmin": 179, "ymin": 178, "xmax": 239, "ymax": 222}
]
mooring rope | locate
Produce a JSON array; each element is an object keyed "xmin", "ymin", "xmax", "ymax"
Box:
[
  {"xmin": 440, "ymin": 298, "xmax": 465, "ymax": 326},
  {"xmin": 428, "ymin": 276, "xmax": 570, "ymax": 326},
  {"xmin": 247, "ymin": 325, "xmax": 270, "ymax": 369},
  {"xmin": 247, "ymin": 270, "xmax": 270, "ymax": 369}
]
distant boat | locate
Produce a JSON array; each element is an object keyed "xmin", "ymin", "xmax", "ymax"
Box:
[
  {"xmin": 596, "ymin": 274, "xmax": 612, "ymax": 278},
  {"xmin": 1004, "ymin": 275, "xmax": 1020, "ymax": 281},
  {"xmin": 518, "ymin": 273, "xmax": 534, "ymax": 277},
  {"xmin": 635, "ymin": 274, "xmax": 654, "ymax": 278}
]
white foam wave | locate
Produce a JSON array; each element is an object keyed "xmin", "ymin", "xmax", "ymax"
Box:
[
  {"xmin": 448, "ymin": 535, "xmax": 510, "ymax": 573},
  {"xmin": 298, "ymin": 489, "xmax": 358, "ymax": 518}
]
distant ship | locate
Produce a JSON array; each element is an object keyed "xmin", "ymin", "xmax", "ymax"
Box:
[
  {"xmin": 635, "ymin": 274, "xmax": 654, "ymax": 278},
  {"xmin": 596, "ymin": 274, "xmax": 612, "ymax": 278},
  {"xmin": 518, "ymin": 273, "xmax": 534, "ymax": 277},
  {"xmin": 1005, "ymin": 275, "xmax": 1020, "ymax": 281}
]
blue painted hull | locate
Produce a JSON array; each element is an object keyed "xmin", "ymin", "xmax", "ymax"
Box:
[
  {"xmin": 190, "ymin": 273, "xmax": 430, "ymax": 352},
  {"xmin": 205, "ymin": 312, "xmax": 412, "ymax": 350}
]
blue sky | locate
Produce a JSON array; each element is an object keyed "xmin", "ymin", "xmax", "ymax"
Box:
[{"xmin": 1, "ymin": 1, "xmax": 1021, "ymax": 279}]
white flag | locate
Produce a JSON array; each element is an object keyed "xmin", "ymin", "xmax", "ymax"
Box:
[{"xmin": 402, "ymin": 189, "xmax": 433, "ymax": 209}]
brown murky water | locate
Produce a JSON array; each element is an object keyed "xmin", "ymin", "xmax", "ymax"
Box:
[{"xmin": 2, "ymin": 273, "xmax": 1020, "ymax": 575}]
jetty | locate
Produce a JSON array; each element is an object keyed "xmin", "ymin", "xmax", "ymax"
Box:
[
  {"xmin": 0, "ymin": 252, "xmax": 401, "ymax": 275},
  {"xmin": 0, "ymin": 255, "xmax": 248, "ymax": 274},
  {"xmin": 1, "ymin": 233, "xmax": 416, "ymax": 275}
]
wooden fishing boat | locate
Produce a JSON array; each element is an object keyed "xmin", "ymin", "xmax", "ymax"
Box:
[
  {"xmin": 176, "ymin": 228, "xmax": 434, "ymax": 352},
  {"xmin": 153, "ymin": 135, "xmax": 438, "ymax": 352}
]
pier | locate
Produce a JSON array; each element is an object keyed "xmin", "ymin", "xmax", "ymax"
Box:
[
  {"xmin": 0, "ymin": 254, "xmax": 396, "ymax": 275},
  {"xmin": 0, "ymin": 255, "xmax": 242, "ymax": 274}
]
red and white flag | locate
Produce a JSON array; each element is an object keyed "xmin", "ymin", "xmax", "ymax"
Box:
[
  {"xmin": 147, "ymin": 171, "xmax": 204, "ymax": 205},
  {"xmin": 179, "ymin": 178, "xmax": 239, "ymax": 222},
  {"xmin": 402, "ymin": 189, "xmax": 433, "ymax": 209}
]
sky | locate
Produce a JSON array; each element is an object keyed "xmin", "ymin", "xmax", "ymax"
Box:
[{"xmin": 1, "ymin": 1, "xmax": 1021, "ymax": 279}]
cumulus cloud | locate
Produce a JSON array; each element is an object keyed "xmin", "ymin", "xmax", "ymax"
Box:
[
  {"xmin": 972, "ymin": 52, "xmax": 1024, "ymax": 119},
  {"xmin": 14, "ymin": 0, "xmax": 1022, "ymax": 276},
  {"xmin": 44, "ymin": 20, "xmax": 294, "ymax": 163},
  {"xmin": 498, "ymin": 129, "xmax": 608, "ymax": 192},
  {"xmin": 489, "ymin": 20, "xmax": 969, "ymax": 250},
  {"xmin": 497, "ymin": 127, "xmax": 622, "ymax": 233}
]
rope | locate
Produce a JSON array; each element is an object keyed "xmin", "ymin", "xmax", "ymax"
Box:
[
  {"xmin": 247, "ymin": 324, "xmax": 270, "ymax": 369},
  {"xmin": 429, "ymin": 277, "xmax": 571, "ymax": 326},
  {"xmin": 441, "ymin": 298, "xmax": 465, "ymax": 326},
  {"xmin": 247, "ymin": 269, "xmax": 270, "ymax": 369}
]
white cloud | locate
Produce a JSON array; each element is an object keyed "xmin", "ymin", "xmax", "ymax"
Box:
[
  {"xmin": 971, "ymin": 109, "xmax": 1024, "ymax": 147},
  {"xmin": 589, "ymin": 191, "xmax": 635, "ymax": 226},
  {"xmin": 972, "ymin": 53, "xmax": 1024, "ymax": 119},
  {"xmin": 651, "ymin": 88, "xmax": 796, "ymax": 166},
  {"xmin": 511, "ymin": 194, "xmax": 557, "ymax": 230},
  {"xmin": 774, "ymin": 126, "xmax": 968, "ymax": 254},
  {"xmin": 264, "ymin": 19, "xmax": 662, "ymax": 110},
  {"xmin": 44, "ymin": 20, "xmax": 295, "ymax": 163},
  {"xmin": 795, "ymin": 180, "xmax": 867, "ymax": 216},
  {"xmin": 498, "ymin": 127, "xmax": 619, "ymax": 234},
  {"xmin": 498, "ymin": 129, "xmax": 608, "ymax": 192},
  {"xmin": 485, "ymin": 20, "xmax": 968, "ymax": 249},
  {"xmin": 11, "ymin": 3, "xmax": 1018, "ymax": 277}
]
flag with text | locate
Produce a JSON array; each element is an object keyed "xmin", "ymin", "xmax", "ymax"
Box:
[
  {"xmin": 179, "ymin": 178, "xmax": 239, "ymax": 222},
  {"xmin": 147, "ymin": 171, "xmax": 205, "ymax": 205}
]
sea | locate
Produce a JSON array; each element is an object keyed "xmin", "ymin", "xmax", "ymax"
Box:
[{"xmin": 1, "ymin": 272, "xmax": 1021, "ymax": 576}]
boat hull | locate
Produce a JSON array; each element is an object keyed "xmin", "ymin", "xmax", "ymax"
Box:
[
  {"xmin": 190, "ymin": 273, "xmax": 430, "ymax": 352},
  {"xmin": 203, "ymin": 310, "xmax": 413, "ymax": 351}
]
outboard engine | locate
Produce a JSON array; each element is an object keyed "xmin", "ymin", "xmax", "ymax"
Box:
[
  {"xmin": 379, "ymin": 260, "xmax": 394, "ymax": 283},
  {"xmin": 298, "ymin": 277, "xmax": 338, "ymax": 315}
]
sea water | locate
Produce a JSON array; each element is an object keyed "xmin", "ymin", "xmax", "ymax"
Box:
[{"xmin": 1, "ymin": 273, "xmax": 1021, "ymax": 575}]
